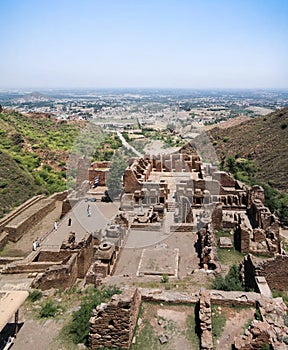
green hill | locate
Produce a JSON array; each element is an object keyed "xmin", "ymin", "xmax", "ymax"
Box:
[
  {"xmin": 208, "ymin": 107, "xmax": 288, "ymax": 193},
  {"xmin": 0, "ymin": 109, "xmax": 82, "ymax": 217},
  {"xmin": 208, "ymin": 107, "xmax": 288, "ymax": 225}
]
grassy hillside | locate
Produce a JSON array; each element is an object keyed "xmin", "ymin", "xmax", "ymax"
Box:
[
  {"xmin": 208, "ymin": 107, "xmax": 288, "ymax": 225},
  {"xmin": 208, "ymin": 107, "xmax": 288, "ymax": 193},
  {"xmin": 0, "ymin": 110, "xmax": 83, "ymax": 217},
  {"xmin": 0, "ymin": 109, "xmax": 124, "ymax": 218}
]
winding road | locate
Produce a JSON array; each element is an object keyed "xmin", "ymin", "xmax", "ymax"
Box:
[{"xmin": 116, "ymin": 131, "xmax": 143, "ymax": 157}]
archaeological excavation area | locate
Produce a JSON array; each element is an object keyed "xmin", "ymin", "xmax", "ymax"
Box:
[{"xmin": 0, "ymin": 143, "xmax": 288, "ymax": 349}]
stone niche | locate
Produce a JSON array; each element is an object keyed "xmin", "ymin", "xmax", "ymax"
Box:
[{"xmin": 89, "ymin": 288, "xmax": 141, "ymax": 349}]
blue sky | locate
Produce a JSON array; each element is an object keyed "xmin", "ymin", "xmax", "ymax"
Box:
[{"xmin": 0, "ymin": 0, "xmax": 288, "ymax": 89}]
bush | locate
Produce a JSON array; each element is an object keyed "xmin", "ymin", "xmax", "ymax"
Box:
[
  {"xmin": 39, "ymin": 299, "xmax": 58, "ymax": 318},
  {"xmin": 28, "ymin": 289, "xmax": 42, "ymax": 302},
  {"xmin": 212, "ymin": 264, "xmax": 244, "ymax": 291},
  {"xmin": 67, "ymin": 285, "xmax": 121, "ymax": 346},
  {"xmin": 161, "ymin": 273, "xmax": 169, "ymax": 283}
]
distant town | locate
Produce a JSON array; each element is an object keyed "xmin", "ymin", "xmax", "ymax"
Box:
[{"xmin": 1, "ymin": 88, "xmax": 288, "ymax": 133}]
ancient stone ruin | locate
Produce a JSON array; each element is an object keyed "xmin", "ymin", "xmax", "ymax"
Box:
[
  {"xmin": 89, "ymin": 288, "xmax": 141, "ymax": 349},
  {"xmin": 234, "ymin": 297, "xmax": 288, "ymax": 349},
  {"xmin": 0, "ymin": 141, "xmax": 287, "ymax": 350},
  {"xmin": 88, "ymin": 287, "xmax": 288, "ymax": 350}
]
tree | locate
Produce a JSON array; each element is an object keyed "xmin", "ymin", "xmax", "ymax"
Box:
[{"xmin": 106, "ymin": 151, "xmax": 127, "ymax": 200}]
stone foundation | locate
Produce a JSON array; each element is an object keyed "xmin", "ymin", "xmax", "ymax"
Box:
[{"xmin": 89, "ymin": 288, "xmax": 141, "ymax": 349}]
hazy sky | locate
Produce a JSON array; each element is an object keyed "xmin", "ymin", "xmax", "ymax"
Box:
[{"xmin": 1, "ymin": 0, "xmax": 288, "ymax": 89}]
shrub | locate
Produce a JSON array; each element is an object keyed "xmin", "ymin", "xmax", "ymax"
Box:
[
  {"xmin": 39, "ymin": 299, "xmax": 58, "ymax": 318},
  {"xmin": 67, "ymin": 285, "xmax": 121, "ymax": 346},
  {"xmin": 255, "ymin": 308, "xmax": 262, "ymax": 321},
  {"xmin": 28, "ymin": 289, "xmax": 42, "ymax": 302},
  {"xmin": 161, "ymin": 273, "xmax": 169, "ymax": 283},
  {"xmin": 212, "ymin": 264, "xmax": 244, "ymax": 291}
]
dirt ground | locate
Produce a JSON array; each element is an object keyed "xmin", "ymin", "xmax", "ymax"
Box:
[
  {"xmin": 131, "ymin": 302, "xmax": 199, "ymax": 350},
  {"xmin": 105, "ymin": 230, "xmax": 213, "ymax": 292},
  {"xmin": 216, "ymin": 306, "xmax": 255, "ymax": 350}
]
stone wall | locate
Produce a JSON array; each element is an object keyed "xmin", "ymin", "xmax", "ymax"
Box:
[
  {"xmin": 123, "ymin": 158, "xmax": 152, "ymax": 193},
  {"xmin": 88, "ymin": 161, "xmax": 110, "ymax": 187},
  {"xmin": 0, "ymin": 231, "xmax": 8, "ymax": 250},
  {"xmin": 199, "ymin": 291, "xmax": 213, "ymax": 350},
  {"xmin": 76, "ymin": 234, "xmax": 94, "ymax": 278},
  {"xmin": 0, "ymin": 195, "xmax": 44, "ymax": 234},
  {"xmin": 49, "ymin": 190, "xmax": 68, "ymax": 202},
  {"xmin": 61, "ymin": 198, "xmax": 78, "ymax": 218},
  {"xmin": 211, "ymin": 202, "xmax": 223, "ymax": 231},
  {"xmin": 86, "ymin": 262, "xmax": 109, "ymax": 284},
  {"xmin": 1, "ymin": 249, "xmax": 72, "ymax": 274},
  {"xmin": 236, "ymin": 201, "xmax": 280, "ymax": 255},
  {"xmin": 88, "ymin": 288, "xmax": 288, "ymax": 350},
  {"xmin": 89, "ymin": 288, "xmax": 141, "ymax": 349},
  {"xmin": 37, "ymin": 250, "xmax": 69, "ymax": 262},
  {"xmin": 76, "ymin": 156, "xmax": 91, "ymax": 188},
  {"xmin": 5, "ymin": 198, "xmax": 56, "ymax": 242},
  {"xmin": 212, "ymin": 171, "xmax": 236, "ymax": 187},
  {"xmin": 198, "ymin": 223, "xmax": 221, "ymax": 271},
  {"xmin": 242, "ymin": 254, "xmax": 258, "ymax": 292},
  {"xmin": 60, "ymin": 232, "xmax": 94, "ymax": 279},
  {"xmin": 32, "ymin": 253, "xmax": 79, "ymax": 290},
  {"xmin": 170, "ymin": 223, "xmax": 195, "ymax": 232},
  {"xmin": 243, "ymin": 254, "xmax": 288, "ymax": 292}
]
